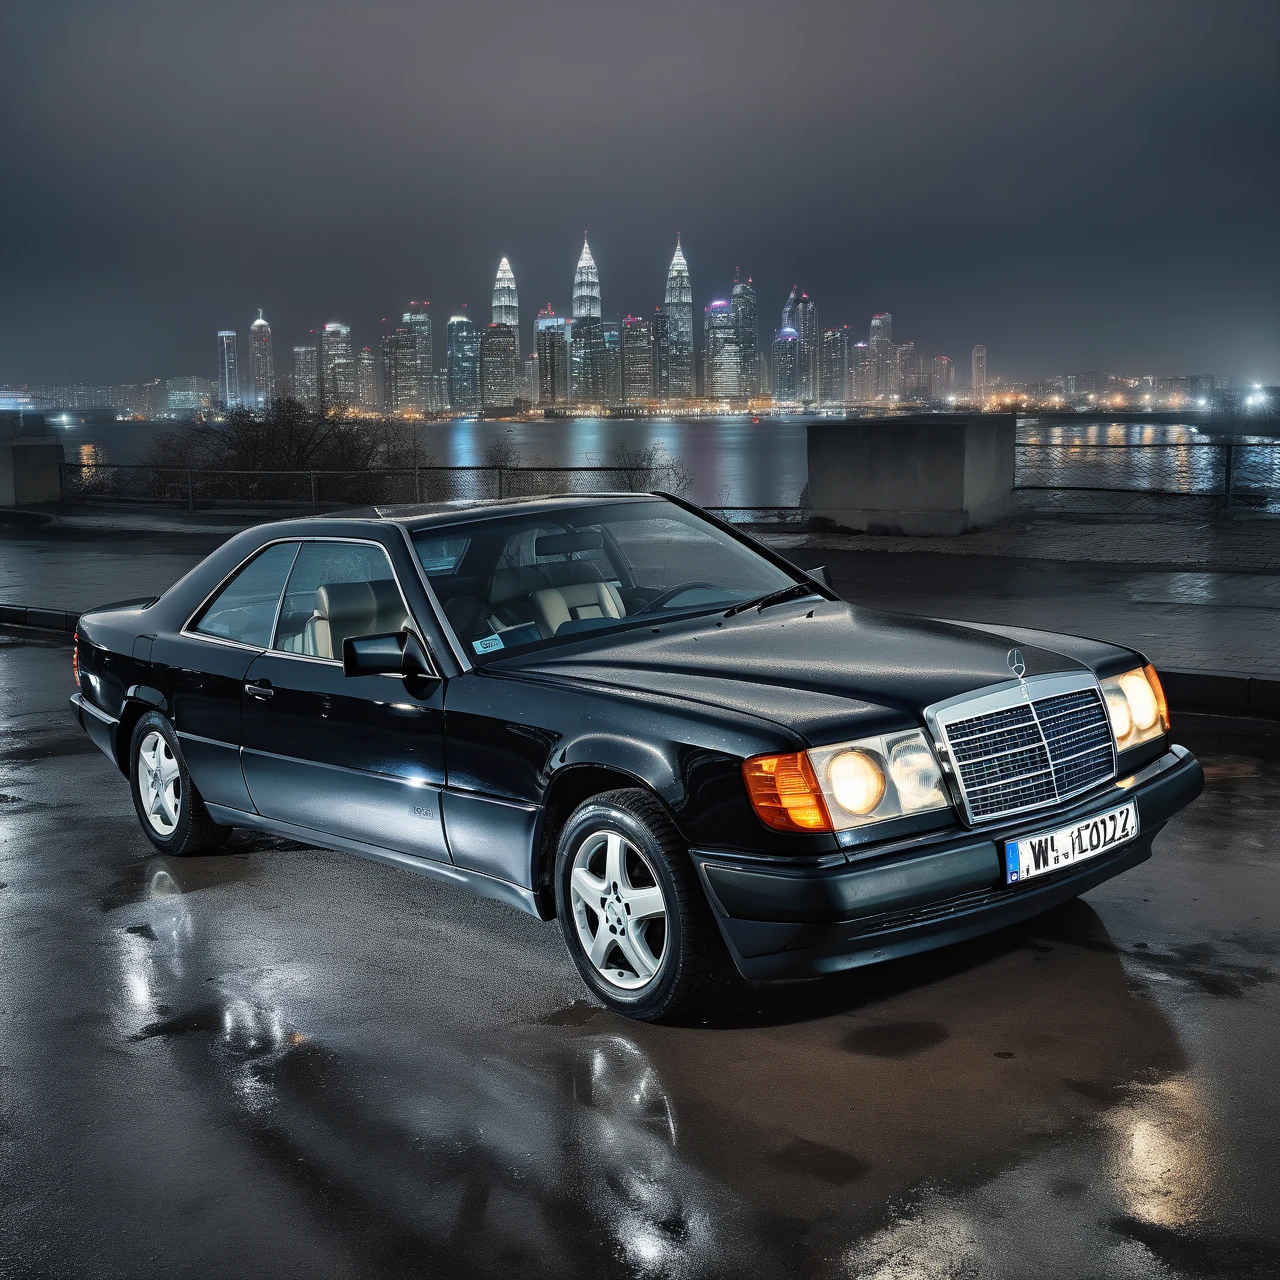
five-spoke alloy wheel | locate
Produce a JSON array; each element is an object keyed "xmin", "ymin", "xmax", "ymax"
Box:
[
  {"xmin": 128, "ymin": 712, "xmax": 230, "ymax": 855},
  {"xmin": 556, "ymin": 788, "xmax": 721, "ymax": 1021}
]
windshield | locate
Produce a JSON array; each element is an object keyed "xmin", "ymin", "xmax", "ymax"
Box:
[{"xmin": 410, "ymin": 499, "xmax": 809, "ymax": 662}]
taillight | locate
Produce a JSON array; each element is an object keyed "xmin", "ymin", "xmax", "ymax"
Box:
[{"xmin": 72, "ymin": 633, "xmax": 80, "ymax": 687}]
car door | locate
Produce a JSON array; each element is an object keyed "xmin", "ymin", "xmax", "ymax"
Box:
[
  {"xmin": 158, "ymin": 539, "xmax": 302, "ymax": 812},
  {"xmin": 239, "ymin": 537, "xmax": 449, "ymax": 862}
]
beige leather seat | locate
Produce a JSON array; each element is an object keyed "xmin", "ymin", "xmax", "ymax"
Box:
[
  {"xmin": 529, "ymin": 581, "xmax": 626, "ymax": 638},
  {"xmin": 302, "ymin": 580, "xmax": 407, "ymax": 659}
]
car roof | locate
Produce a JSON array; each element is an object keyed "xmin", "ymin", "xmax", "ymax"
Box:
[{"xmin": 335, "ymin": 491, "xmax": 662, "ymax": 532}]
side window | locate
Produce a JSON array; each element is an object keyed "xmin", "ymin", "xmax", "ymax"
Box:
[
  {"xmin": 192, "ymin": 542, "xmax": 299, "ymax": 647},
  {"xmin": 273, "ymin": 541, "xmax": 409, "ymax": 660}
]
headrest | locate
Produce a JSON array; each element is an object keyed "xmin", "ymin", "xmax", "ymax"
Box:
[
  {"xmin": 535, "ymin": 530, "xmax": 603, "ymax": 558},
  {"xmin": 315, "ymin": 579, "xmax": 402, "ymax": 627},
  {"xmin": 490, "ymin": 565, "xmax": 548, "ymax": 604}
]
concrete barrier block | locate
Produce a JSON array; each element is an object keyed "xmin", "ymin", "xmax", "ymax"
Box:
[{"xmin": 0, "ymin": 605, "xmax": 26, "ymax": 626}]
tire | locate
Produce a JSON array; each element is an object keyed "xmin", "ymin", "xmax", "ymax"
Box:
[
  {"xmin": 128, "ymin": 711, "xmax": 230, "ymax": 856},
  {"xmin": 555, "ymin": 788, "xmax": 722, "ymax": 1021}
]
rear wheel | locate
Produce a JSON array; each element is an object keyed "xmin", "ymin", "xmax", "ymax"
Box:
[
  {"xmin": 128, "ymin": 712, "xmax": 230, "ymax": 855},
  {"xmin": 555, "ymin": 788, "xmax": 722, "ymax": 1021}
]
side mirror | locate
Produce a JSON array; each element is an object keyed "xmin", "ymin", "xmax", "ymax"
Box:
[
  {"xmin": 342, "ymin": 631, "xmax": 437, "ymax": 681},
  {"xmin": 806, "ymin": 564, "xmax": 834, "ymax": 589}
]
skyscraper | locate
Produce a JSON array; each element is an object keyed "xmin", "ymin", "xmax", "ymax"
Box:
[
  {"xmin": 870, "ymin": 313, "xmax": 893, "ymax": 398},
  {"xmin": 850, "ymin": 342, "xmax": 872, "ymax": 402},
  {"xmin": 793, "ymin": 292, "xmax": 818, "ymax": 402},
  {"xmin": 446, "ymin": 314, "xmax": 482, "ymax": 414},
  {"xmin": 572, "ymin": 238, "xmax": 601, "ymax": 319},
  {"xmin": 971, "ymin": 345, "xmax": 988, "ymax": 398},
  {"xmin": 536, "ymin": 307, "xmax": 570, "ymax": 405},
  {"xmin": 621, "ymin": 315, "xmax": 653, "ymax": 403},
  {"xmin": 731, "ymin": 274, "xmax": 758, "ymax": 395},
  {"xmin": 781, "ymin": 286, "xmax": 798, "ymax": 333},
  {"xmin": 480, "ymin": 323, "xmax": 518, "ymax": 409},
  {"xmin": 492, "ymin": 257, "xmax": 519, "ymax": 351},
  {"xmin": 216, "ymin": 330, "xmax": 240, "ymax": 409},
  {"xmin": 319, "ymin": 322, "xmax": 355, "ymax": 412},
  {"xmin": 602, "ymin": 319, "xmax": 622, "ymax": 406},
  {"xmin": 651, "ymin": 309, "xmax": 672, "ymax": 400},
  {"xmin": 931, "ymin": 355, "xmax": 955, "ymax": 399},
  {"xmin": 663, "ymin": 237, "xmax": 693, "ymax": 398},
  {"xmin": 898, "ymin": 343, "xmax": 927, "ymax": 400},
  {"xmin": 292, "ymin": 345, "xmax": 318, "ymax": 408},
  {"xmin": 703, "ymin": 300, "xmax": 742, "ymax": 398},
  {"xmin": 402, "ymin": 303, "xmax": 432, "ymax": 410},
  {"xmin": 357, "ymin": 346, "xmax": 379, "ymax": 410},
  {"xmin": 820, "ymin": 327, "xmax": 850, "ymax": 405},
  {"xmin": 771, "ymin": 328, "xmax": 800, "ymax": 403},
  {"xmin": 248, "ymin": 311, "xmax": 274, "ymax": 409},
  {"xmin": 382, "ymin": 327, "xmax": 420, "ymax": 412}
]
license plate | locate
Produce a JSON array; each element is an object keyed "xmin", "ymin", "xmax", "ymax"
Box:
[{"xmin": 1005, "ymin": 801, "xmax": 1139, "ymax": 884}]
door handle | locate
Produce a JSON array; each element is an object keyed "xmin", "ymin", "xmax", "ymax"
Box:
[{"xmin": 244, "ymin": 681, "xmax": 274, "ymax": 700}]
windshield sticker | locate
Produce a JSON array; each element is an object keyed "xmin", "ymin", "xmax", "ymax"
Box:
[{"xmin": 472, "ymin": 633, "xmax": 504, "ymax": 654}]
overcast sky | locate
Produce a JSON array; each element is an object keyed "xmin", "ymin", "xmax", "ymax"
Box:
[{"xmin": 2, "ymin": 0, "xmax": 1277, "ymax": 385}]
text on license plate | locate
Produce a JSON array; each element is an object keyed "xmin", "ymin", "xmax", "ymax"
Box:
[{"xmin": 1005, "ymin": 801, "xmax": 1139, "ymax": 884}]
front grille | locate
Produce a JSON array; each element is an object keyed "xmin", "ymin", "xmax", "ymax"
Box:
[{"xmin": 936, "ymin": 681, "xmax": 1115, "ymax": 824}]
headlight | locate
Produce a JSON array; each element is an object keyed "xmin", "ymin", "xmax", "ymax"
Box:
[
  {"xmin": 1100, "ymin": 665, "xmax": 1169, "ymax": 751},
  {"xmin": 744, "ymin": 730, "xmax": 950, "ymax": 833}
]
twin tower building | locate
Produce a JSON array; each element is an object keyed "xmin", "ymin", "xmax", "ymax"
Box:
[{"xmin": 448, "ymin": 237, "xmax": 720, "ymax": 413}]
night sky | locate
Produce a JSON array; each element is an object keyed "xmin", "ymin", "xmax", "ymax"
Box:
[{"xmin": 3, "ymin": 0, "xmax": 1277, "ymax": 386}]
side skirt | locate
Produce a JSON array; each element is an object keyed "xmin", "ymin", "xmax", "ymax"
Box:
[{"xmin": 204, "ymin": 803, "xmax": 544, "ymax": 920}]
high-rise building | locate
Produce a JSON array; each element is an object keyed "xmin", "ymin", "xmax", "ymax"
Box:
[
  {"xmin": 850, "ymin": 342, "xmax": 872, "ymax": 402},
  {"xmin": 731, "ymin": 275, "xmax": 758, "ymax": 395},
  {"xmin": 781, "ymin": 286, "xmax": 798, "ymax": 332},
  {"xmin": 522, "ymin": 353, "xmax": 539, "ymax": 405},
  {"xmin": 602, "ymin": 319, "xmax": 622, "ymax": 406},
  {"xmin": 572, "ymin": 238, "xmax": 601, "ymax": 319},
  {"xmin": 820, "ymin": 327, "xmax": 850, "ymax": 405},
  {"xmin": 898, "ymin": 343, "xmax": 927, "ymax": 400},
  {"xmin": 216, "ymin": 331, "xmax": 240, "ymax": 409},
  {"xmin": 446, "ymin": 314, "xmax": 482, "ymax": 414},
  {"xmin": 320, "ymin": 322, "xmax": 355, "ymax": 412},
  {"xmin": 480, "ymin": 323, "xmax": 518, "ymax": 409},
  {"xmin": 793, "ymin": 292, "xmax": 818, "ymax": 402},
  {"xmin": 651, "ymin": 309, "xmax": 672, "ymax": 400},
  {"xmin": 248, "ymin": 311, "xmax": 274, "ymax": 409},
  {"xmin": 703, "ymin": 300, "xmax": 742, "ymax": 398},
  {"xmin": 972, "ymin": 345, "xmax": 988, "ymax": 398},
  {"xmin": 357, "ymin": 346, "xmax": 380, "ymax": 410},
  {"xmin": 870, "ymin": 313, "xmax": 894, "ymax": 398},
  {"xmin": 402, "ymin": 303, "xmax": 432, "ymax": 410},
  {"xmin": 166, "ymin": 376, "xmax": 214, "ymax": 415},
  {"xmin": 536, "ymin": 308, "xmax": 571, "ymax": 405},
  {"xmin": 621, "ymin": 315, "xmax": 653, "ymax": 403},
  {"xmin": 382, "ymin": 327, "xmax": 420, "ymax": 412},
  {"xmin": 292, "ymin": 345, "xmax": 318, "ymax": 408},
  {"xmin": 931, "ymin": 355, "xmax": 955, "ymax": 399},
  {"xmin": 663, "ymin": 237, "xmax": 693, "ymax": 397},
  {"xmin": 492, "ymin": 257, "xmax": 519, "ymax": 352},
  {"xmin": 771, "ymin": 328, "xmax": 800, "ymax": 403}
]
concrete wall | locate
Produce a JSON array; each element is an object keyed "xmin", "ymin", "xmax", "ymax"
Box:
[
  {"xmin": 806, "ymin": 414, "xmax": 1016, "ymax": 536},
  {"xmin": 0, "ymin": 414, "xmax": 64, "ymax": 506}
]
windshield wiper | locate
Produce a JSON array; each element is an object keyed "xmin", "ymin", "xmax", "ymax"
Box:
[{"xmin": 722, "ymin": 582, "xmax": 818, "ymax": 618}]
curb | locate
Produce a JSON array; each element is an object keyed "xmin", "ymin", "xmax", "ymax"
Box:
[{"xmin": 2, "ymin": 602, "xmax": 1278, "ymax": 722}]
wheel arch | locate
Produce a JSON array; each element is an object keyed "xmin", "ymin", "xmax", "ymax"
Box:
[{"xmin": 114, "ymin": 693, "xmax": 168, "ymax": 776}]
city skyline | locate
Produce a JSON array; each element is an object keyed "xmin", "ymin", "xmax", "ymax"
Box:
[{"xmin": 2, "ymin": 2, "xmax": 1275, "ymax": 388}]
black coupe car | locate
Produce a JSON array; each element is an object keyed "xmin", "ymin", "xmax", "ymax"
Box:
[{"xmin": 70, "ymin": 493, "xmax": 1203, "ymax": 1019}]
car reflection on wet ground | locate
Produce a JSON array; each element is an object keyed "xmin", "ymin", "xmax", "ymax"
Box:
[{"xmin": 2, "ymin": 625, "xmax": 1278, "ymax": 1278}]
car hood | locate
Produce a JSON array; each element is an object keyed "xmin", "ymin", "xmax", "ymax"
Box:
[{"xmin": 502, "ymin": 598, "xmax": 1124, "ymax": 745}]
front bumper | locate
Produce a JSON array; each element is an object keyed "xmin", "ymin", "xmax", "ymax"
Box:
[{"xmin": 693, "ymin": 744, "xmax": 1203, "ymax": 981}]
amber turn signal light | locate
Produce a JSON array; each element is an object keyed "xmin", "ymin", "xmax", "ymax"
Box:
[
  {"xmin": 1144, "ymin": 663, "xmax": 1170, "ymax": 731},
  {"xmin": 742, "ymin": 752, "xmax": 833, "ymax": 833}
]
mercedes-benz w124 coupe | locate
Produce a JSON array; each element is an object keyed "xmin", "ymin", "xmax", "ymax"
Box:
[{"xmin": 70, "ymin": 493, "xmax": 1203, "ymax": 1019}]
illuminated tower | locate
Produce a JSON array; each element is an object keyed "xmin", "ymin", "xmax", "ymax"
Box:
[
  {"xmin": 571, "ymin": 238, "xmax": 605, "ymax": 401},
  {"xmin": 492, "ymin": 257, "xmax": 519, "ymax": 349},
  {"xmin": 447, "ymin": 314, "xmax": 482, "ymax": 414},
  {"xmin": 731, "ymin": 274, "xmax": 758, "ymax": 395},
  {"xmin": 216, "ymin": 330, "xmax": 240, "ymax": 408},
  {"xmin": 972, "ymin": 345, "xmax": 988, "ymax": 398},
  {"xmin": 402, "ymin": 303, "xmax": 432, "ymax": 408},
  {"xmin": 664, "ymin": 236, "xmax": 693, "ymax": 397},
  {"xmin": 771, "ymin": 328, "xmax": 800, "ymax": 403},
  {"xmin": 572, "ymin": 238, "xmax": 601, "ymax": 319},
  {"xmin": 480, "ymin": 323, "xmax": 518, "ymax": 409},
  {"xmin": 703, "ymin": 300, "xmax": 742, "ymax": 398},
  {"xmin": 319, "ymin": 322, "xmax": 355, "ymax": 412},
  {"xmin": 248, "ymin": 310, "xmax": 274, "ymax": 409},
  {"xmin": 292, "ymin": 345, "xmax": 318, "ymax": 408},
  {"xmin": 793, "ymin": 292, "xmax": 817, "ymax": 402}
]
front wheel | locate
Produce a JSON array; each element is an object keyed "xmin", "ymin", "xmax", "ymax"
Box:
[
  {"xmin": 129, "ymin": 712, "xmax": 230, "ymax": 855},
  {"xmin": 555, "ymin": 788, "xmax": 722, "ymax": 1021}
]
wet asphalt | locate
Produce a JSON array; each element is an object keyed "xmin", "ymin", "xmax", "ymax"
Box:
[{"xmin": 1, "ymin": 625, "xmax": 1278, "ymax": 1279}]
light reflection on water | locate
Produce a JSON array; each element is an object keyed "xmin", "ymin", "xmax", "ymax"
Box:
[{"xmin": 54, "ymin": 416, "xmax": 1280, "ymax": 509}]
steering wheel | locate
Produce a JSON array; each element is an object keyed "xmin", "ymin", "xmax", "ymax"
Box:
[{"xmin": 632, "ymin": 581, "xmax": 723, "ymax": 615}]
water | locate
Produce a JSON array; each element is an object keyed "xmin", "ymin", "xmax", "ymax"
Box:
[{"xmin": 52, "ymin": 416, "xmax": 1280, "ymax": 509}]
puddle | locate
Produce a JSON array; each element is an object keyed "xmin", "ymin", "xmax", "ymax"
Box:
[{"xmin": 100, "ymin": 854, "xmax": 254, "ymax": 912}]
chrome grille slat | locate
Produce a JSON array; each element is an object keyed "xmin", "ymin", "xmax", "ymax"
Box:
[{"xmin": 930, "ymin": 675, "xmax": 1116, "ymax": 825}]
